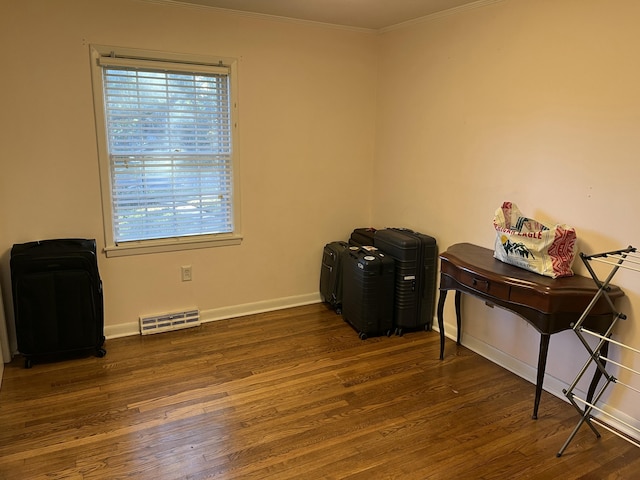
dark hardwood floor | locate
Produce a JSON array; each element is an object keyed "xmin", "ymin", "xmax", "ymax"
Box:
[{"xmin": 1, "ymin": 303, "xmax": 639, "ymax": 479}]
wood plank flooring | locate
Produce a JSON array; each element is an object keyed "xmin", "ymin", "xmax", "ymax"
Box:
[{"xmin": 1, "ymin": 303, "xmax": 639, "ymax": 479}]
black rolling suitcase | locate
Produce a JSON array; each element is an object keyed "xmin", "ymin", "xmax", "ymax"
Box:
[
  {"xmin": 320, "ymin": 241, "xmax": 349, "ymax": 313},
  {"xmin": 349, "ymin": 228, "xmax": 377, "ymax": 248},
  {"xmin": 374, "ymin": 228, "xmax": 437, "ymax": 335},
  {"xmin": 341, "ymin": 246, "xmax": 395, "ymax": 339},
  {"xmin": 10, "ymin": 238, "xmax": 106, "ymax": 368}
]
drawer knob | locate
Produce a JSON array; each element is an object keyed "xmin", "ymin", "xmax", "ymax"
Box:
[{"xmin": 472, "ymin": 278, "xmax": 489, "ymax": 289}]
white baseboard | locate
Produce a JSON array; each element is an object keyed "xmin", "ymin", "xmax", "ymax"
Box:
[
  {"xmin": 433, "ymin": 322, "xmax": 640, "ymax": 442},
  {"xmin": 104, "ymin": 292, "xmax": 322, "ymax": 339},
  {"xmin": 104, "ymin": 322, "xmax": 141, "ymax": 339}
]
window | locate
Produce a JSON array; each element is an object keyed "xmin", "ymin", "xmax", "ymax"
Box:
[{"xmin": 90, "ymin": 46, "xmax": 241, "ymax": 256}]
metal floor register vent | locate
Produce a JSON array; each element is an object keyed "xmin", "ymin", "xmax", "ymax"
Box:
[{"xmin": 139, "ymin": 309, "xmax": 200, "ymax": 335}]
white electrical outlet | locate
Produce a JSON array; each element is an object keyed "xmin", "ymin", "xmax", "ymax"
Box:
[{"xmin": 181, "ymin": 265, "xmax": 192, "ymax": 281}]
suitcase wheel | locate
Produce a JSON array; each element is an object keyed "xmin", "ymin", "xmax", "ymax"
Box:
[
  {"xmin": 358, "ymin": 332, "xmax": 367, "ymax": 340},
  {"xmin": 395, "ymin": 327, "xmax": 404, "ymax": 337},
  {"xmin": 96, "ymin": 348, "xmax": 107, "ymax": 358}
]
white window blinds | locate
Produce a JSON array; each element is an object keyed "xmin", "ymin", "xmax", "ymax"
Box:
[{"xmin": 100, "ymin": 62, "xmax": 234, "ymax": 243}]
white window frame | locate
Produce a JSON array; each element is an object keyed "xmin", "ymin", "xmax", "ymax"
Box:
[{"xmin": 90, "ymin": 45, "xmax": 242, "ymax": 257}]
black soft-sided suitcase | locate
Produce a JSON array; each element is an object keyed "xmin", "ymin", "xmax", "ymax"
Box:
[
  {"xmin": 320, "ymin": 241, "xmax": 349, "ymax": 312},
  {"xmin": 349, "ymin": 228, "xmax": 377, "ymax": 248},
  {"xmin": 374, "ymin": 228, "xmax": 437, "ymax": 335},
  {"xmin": 10, "ymin": 238, "xmax": 106, "ymax": 368},
  {"xmin": 341, "ymin": 246, "xmax": 395, "ymax": 339}
]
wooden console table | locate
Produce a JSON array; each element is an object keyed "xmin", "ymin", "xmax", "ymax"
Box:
[{"xmin": 437, "ymin": 243, "xmax": 623, "ymax": 419}]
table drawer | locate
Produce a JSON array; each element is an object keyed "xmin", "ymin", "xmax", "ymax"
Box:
[{"xmin": 459, "ymin": 270, "xmax": 510, "ymax": 300}]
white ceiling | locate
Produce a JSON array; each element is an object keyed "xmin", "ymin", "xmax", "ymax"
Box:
[{"xmin": 167, "ymin": 0, "xmax": 485, "ymax": 30}]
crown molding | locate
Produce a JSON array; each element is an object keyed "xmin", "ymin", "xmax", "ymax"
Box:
[
  {"xmin": 133, "ymin": 0, "xmax": 377, "ymax": 34},
  {"xmin": 379, "ymin": 0, "xmax": 506, "ymax": 33},
  {"xmin": 134, "ymin": 0, "xmax": 505, "ymax": 34}
]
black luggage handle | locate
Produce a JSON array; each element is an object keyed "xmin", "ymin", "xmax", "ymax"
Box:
[{"xmin": 348, "ymin": 247, "xmax": 387, "ymax": 274}]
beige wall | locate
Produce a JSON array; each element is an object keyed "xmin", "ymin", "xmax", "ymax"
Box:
[
  {"xmin": 2, "ymin": 0, "xmax": 640, "ymax": 429},
  {"xmin": 375, "ymin": 0, "xmax": 640, "ymax": 424},
  {"xmin": 0, "ymin": 0, "xmax": 377, "ymax": 341}
]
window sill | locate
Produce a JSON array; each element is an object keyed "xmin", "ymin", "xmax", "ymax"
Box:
[{"xmin": 103, "ymin": 234, "xmax": 243, "ymax": 257}]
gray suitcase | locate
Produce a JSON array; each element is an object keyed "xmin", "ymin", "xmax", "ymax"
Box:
[{"xmin": 320, "ymin": 241, "xmax": 349, "ymax": 312}]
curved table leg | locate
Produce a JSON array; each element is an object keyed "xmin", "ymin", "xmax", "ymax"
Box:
[
  {"xmin": 455, "ymin": 291, "xmax": 462, "ymax": 345},
  {"xmin": 438, "ymin": 290, "xmax": 463, "ymax": 360},
  {"xmin": 533, "ymin": 333, "xmax": 551, "ymax": 420},
  {"xmin": 438, "ymin": 289, "xmax": 448, "ymax": 360}
]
